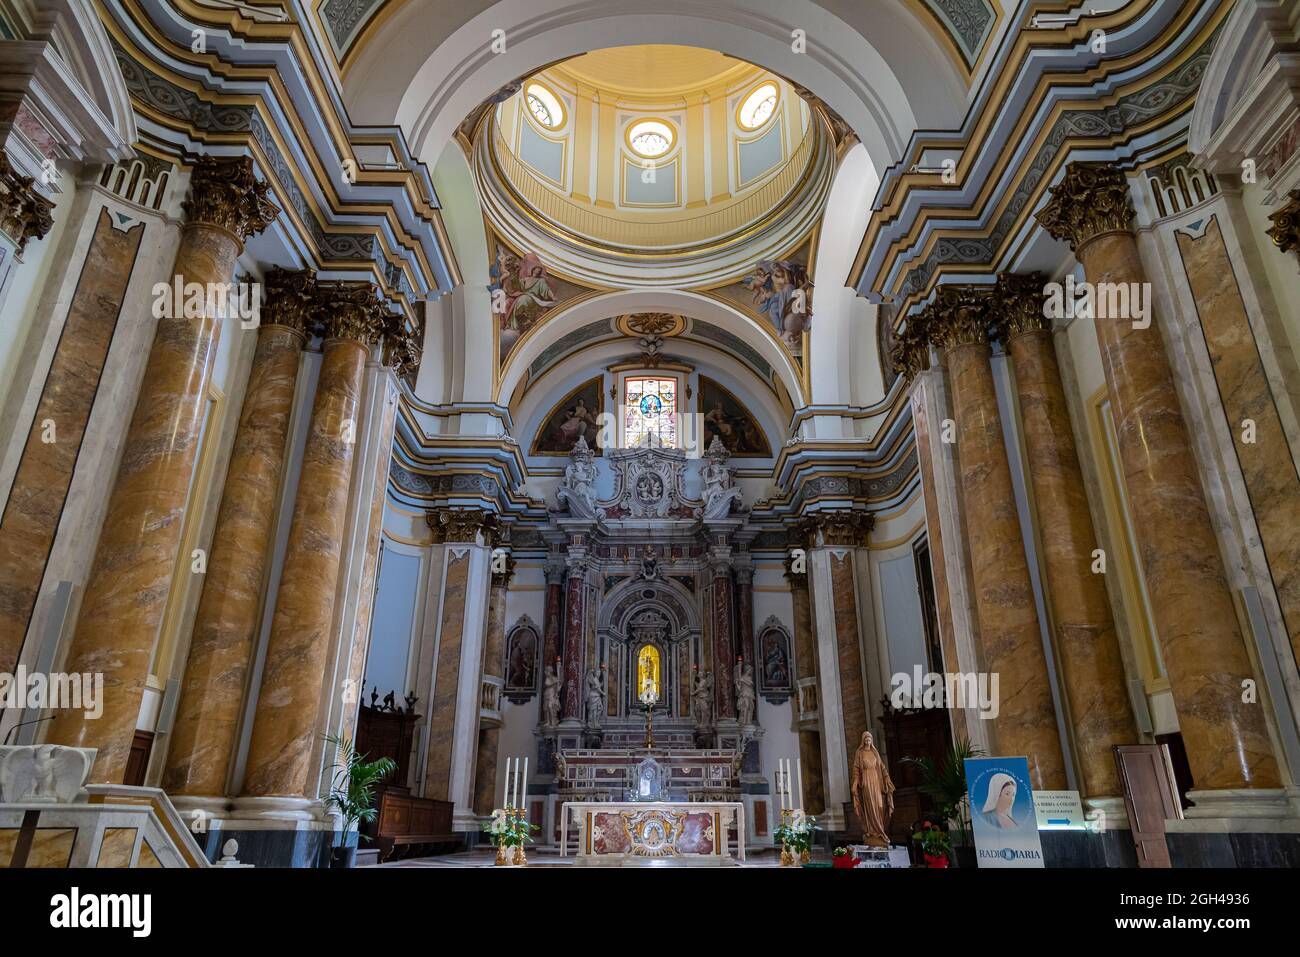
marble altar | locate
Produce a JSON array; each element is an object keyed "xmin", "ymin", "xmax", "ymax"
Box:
[{"xmin": 560, "ymin": 801, "xmax": 746, "ymax": 866}]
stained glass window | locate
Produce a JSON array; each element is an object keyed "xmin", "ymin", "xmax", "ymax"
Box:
[
  {"xmin": 623, "ymin": 376, "xmax": 678, "ymax": 448},
  {"xmin": 637, "ymin": 645, "xmax": 661, "ymax": 702}
]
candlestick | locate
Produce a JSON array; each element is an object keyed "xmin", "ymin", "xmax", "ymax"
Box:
[{"xmin": 521, "ymin": 757, "xmax": 529, "ymax": 812}]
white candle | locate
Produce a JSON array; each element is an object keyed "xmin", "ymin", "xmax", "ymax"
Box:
[
  {"xmin": 796, "ymin": 758, "xmax": 804, "ymax": 812},
  {"xmin": 503, "ymin": 756, "xmax": 511, "ymax": 809},
  {"xmin": 521, "ymin": 757, "xmax": 529, "ymax": 812},
  {"xmin": 513, "ymin": 758, "xmax": 520, "ymax": 809}
]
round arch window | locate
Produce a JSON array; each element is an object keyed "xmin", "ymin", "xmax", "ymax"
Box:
[
  {"xmin": 738, "ymin": 82, "xmax": 779, "ymax": 131},
  {"xmin": 626, "ymin": 119, "xmax": 675, "ymax": 159},
  {"xmin": 525, "ymin": 82, "xmax": 565, "ymax": 129}
]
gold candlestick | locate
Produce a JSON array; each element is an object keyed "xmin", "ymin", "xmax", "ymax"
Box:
[{"xmin": 513, "ymin": 807, "xmax": 527, "ymax": 866}]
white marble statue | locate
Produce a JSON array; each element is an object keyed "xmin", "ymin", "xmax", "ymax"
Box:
[
  {"xmin": 584, "ymin": 666, "xmax": 607, "ymax": 726},
  {"xmin": 735, "ymin": 659, "xmax": 756, "ymax": 727},
  {"xmin": 556, "ymin": 435, "xmax": 598, "ymax": 517},
  {"xmin": 541, "ymin": 661, "xmax": 562, "ymax": 726},
  {"xmin": 0, "ymin": 744, "xmax": 97, "ymax": 804},
  {"xmin": 691, "ymin": 671, "xmax": 714, "ymax": 726},
  {"xmin": 701, "ymin": 436, "xmax": 744, "ymax": 519}
]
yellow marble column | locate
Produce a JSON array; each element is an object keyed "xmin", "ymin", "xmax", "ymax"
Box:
[
  {"xmin": 161, "ymin": 269, "xmax": 315, "ymax": 797},
  {"xmin": 1037, "ymin": 163, "xmax": 1280, "ymax": 791},
  {"xmin": 784, "ymin": 558, "xmax": 825, "ymax": 815},
  {"xmin": 46, "ymin": 157, "xmax": 278, "ymax": 784},
  {"xmin": 991, "ymin": 272, "xmax": 1136, "ymax": 800},
  {"xmin": 241, "ymin": 283, "xmax": 387, "ymax": 799},
  {"xmin": 930, "ymin": 287, "xmax": 1067, "ymax": 791},
  {"xmin": 473, "ymin": 558, "xmax": 513, "ymax": 815}
]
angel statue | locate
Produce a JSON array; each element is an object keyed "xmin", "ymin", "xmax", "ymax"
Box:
[
  {"xmin": 541, "ymin": 660, "xmax": 562, "ymax": 727},
  {"xmin": 701, "ymin": 436, "xmax": 744, "ymax": 519},
  {"xmin": 584, "ymin": 666, "xmax": 607, "ymax": 727},
  {"xmin": 691, "ymin": 670, "xmax": 714, "ymax": 727},
  {"xmin": 555, "ymin": 435, "xmax": 598, "ymax": 518},
  {"xmin": 734, "ymin": 658, "xmax": 756, "ymax": 727}
]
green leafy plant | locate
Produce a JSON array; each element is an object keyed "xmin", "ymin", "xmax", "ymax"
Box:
[
  {"xmin": 482, "ymin": 809, "xmax": 540, "ymax": 848},
  {"xmin": 912, "ymin": 820, "xmax": 952, "ymax": 858},
  {"xmin": 774, "ymin": 813, "xmax": 818, "ymax": 853},
  {"xmin": 833, "ymin": 846, "xmax": 848, "ymax": 858},
  {"xmin": 901, "ymin": 738, "xmax": 984, "ymax": 849},
  {"xmin": 322, "ymin": 734, "xmax": 396, "ymax": 845}
]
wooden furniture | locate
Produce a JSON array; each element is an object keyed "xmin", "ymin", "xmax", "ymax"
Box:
[{"xmin": 878, "ymin": 700, "xmax": 953, "ymax": 846}]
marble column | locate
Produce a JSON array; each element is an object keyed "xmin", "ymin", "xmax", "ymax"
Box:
[
  {"xmin": 241, "ymin": 283, "xmax": 386, "ymax": 800},
  {"xmin": 1037, "ymin": 163, "xmax": 1280, "ymax": 792},
  {"xmin": 560, "ymin": 555, "xmax": 588, "ymax": 721},
  {"xmin": 734, "ymin": 560, "xmax": 754, "ymax": 663},
  {"xmin": 473, "ymin": 557, "xmax": 513, "ymax": 815},
  {"xmin": 803, "ymin": 510, "xmax": 872, "ymax": 827},
  {"xmin": 709, "ymin": 558, "xmax": 737, "ymax": 720},
  {"xmin": 420, "ymin": 508, "xmax": 495, "ymax": 826},
  {"xmin": 0, "ymin": 208, "xmax": 140, "ymax": 675},
  {"xmin": 785, "ymin": 558, "xmax": 825, "ymax": 815},
  {"xmin": 160, "ymin": 269, "xmax": 315, "ymax": 797},
  {"xmin": 929, "ymin": 287, "xmax": 1067, "ymax": 791},
  {"xmin": 541, "ymin": 560, "xmax": 564, "ymax": 678},
  {"xmin": 46, "ymin": 157, "xmax": 278, "ymax": 784},
  {"xmin": 992, "ymin": 272, "xmax": 1136, "ymax": 801}
]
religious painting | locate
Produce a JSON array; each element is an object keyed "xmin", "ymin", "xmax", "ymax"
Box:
[
  {"xmin": 504, "ymin": 616, "xmax": 541, "ymax": 702},
  {"xmin": 530, "ymin": 377, "xmax": 604, "ymax": 455},
  {"xmin": 710, "ymin": 241, "xmax": 814, "ymax": 361},
  {"xmin": 697, "ymin": 376, "xmax": 770, "ymax": 457},
  {"xmin": 755, "ymin": 617, "xmax": 793, "ymax": 704},
  {"xmin": 488, "ymin": 236, "xmax": 588, "ymax": 365}
]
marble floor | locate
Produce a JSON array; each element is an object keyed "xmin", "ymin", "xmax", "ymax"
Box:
[{"xmin": 369, "ymin": 845, "xmax": 789, "ymax": 868}]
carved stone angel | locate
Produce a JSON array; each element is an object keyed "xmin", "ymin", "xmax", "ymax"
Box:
[
  {"xmin": 701, "ymin": 436, "xmax": 743, "ymax": 519},
  {"xmin": 691, "ymin": 670, "xmax": 714, "ymax": 726},
  {"xmin": 584, "ymin": 666, "xmax": 607, "ymax": 727},
  {"xmin": 541, "ymin": 660, "xmax": 562, "ymax": 726},
  {"xmin": 734, "ymin": 659, "xmax": 756, "ymax": 727},
  {"xmin": 556, "ymin": 435, "xmax": 598, "ymax": 517}
]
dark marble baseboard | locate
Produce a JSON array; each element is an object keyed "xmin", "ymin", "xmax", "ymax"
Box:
[
  {"xmin": 1166, "ymin": 830, "xmax": 1300, "ymax": 868},
  {"xmin": 193, "ymin": 828, "xmax": 337, "ymax": 868},
  {"xmin": 1040, "ymin": 829, "xmax": 1138, "ymax": 868}
]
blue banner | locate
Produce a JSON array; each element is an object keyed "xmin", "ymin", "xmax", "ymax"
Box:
[{"xmin": 964, "ymin": 756, "xmax": 1045, "ymax": 868}]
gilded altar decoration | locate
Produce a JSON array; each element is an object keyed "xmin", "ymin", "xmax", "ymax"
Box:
[
  {"xmin": 637, "ymin": 644, "xmax": 661, "ymax": 701},
  {"xmin": 620, "ymin": 807, "xmax": 688, "ymax": 857},
  {"xmin": 182, "ymin": 155, "xmax": 280, "ymax": 240},
  {"xmin": 1034, "ymin": 161, "xmax": 1136, "ymax": 251}
]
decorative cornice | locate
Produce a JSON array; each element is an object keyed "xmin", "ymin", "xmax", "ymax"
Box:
[
  {"xmin": 1267, "ymin": 189, "xmax": 1300, "ymax": 257},
  {"xmin": 0, "ymin": 151, "xmax": 53, "ymax": 255},
  {"xmin": 319, "ymin": 281, "xmax": 390, "ymax": 344},
  {"xmin": 426, "ymin": 507, "xmax": 498, "ymax": 545},
  {"xmin": 795, "ymin": 510, "xmax": 874, "ymax": 548},
  {"xmin": 182, "ymin": 156, "xmax": 279, "ymax": 241},
  {"xmin": 927, "ymin": 285, "xmax": 993, "ymax": 349},
  {"xmin": 260, "ymin": 267, "xmax": 318, "ymax": 335},
  {"xmin": 1034, "ymin": 162, "xmax": 1135, "ymax": 252},
  {"xmin": 990, "ymin": 271, "xmax": 1050, "ymax": 340}
]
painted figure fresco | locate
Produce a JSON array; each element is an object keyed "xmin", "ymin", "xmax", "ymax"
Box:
[
  {"xmin": 532, "ymin": 378, "xmax": 604, "ymax": 455},
  {"xmin": 698, "ymin": 376, "xmax": 770, "ymax": 456},
  {"xmin": 490, "ymin": 243, "xmax": 557, "ymax": 360},
  {"xmin": 505, "ymin": 621, "xmax": 541, "ymax": 695},
  {"xmin": 742, "ymin": 259, "xmax": 813, "ymax": 349}
]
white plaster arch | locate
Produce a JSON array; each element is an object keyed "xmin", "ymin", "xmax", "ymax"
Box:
[
  {"xmin": 810, "ymin": 142, "xmax": 884, "ymax": 410},
  {"xmin": 514, "ymin": 335, "xmax": 789, "ymax": 465},
  {"xmin": 495, "ymin": 288, "xmax": 807, "ymax": 408},
  {"xmin": 342, "ymin": 0, "xmax": 965, "ymax": 177}
]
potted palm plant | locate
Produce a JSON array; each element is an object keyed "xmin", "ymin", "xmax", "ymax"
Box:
[
  {"xmin": 322, "ymin": 734, "xmax": 396, "ymax": 868},
  {"xmin": 901, "ymin": 739, "xmax": 984, "ymax": 867}
]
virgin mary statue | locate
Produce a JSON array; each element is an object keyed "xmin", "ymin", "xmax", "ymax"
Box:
[{"xmin": 850, "ymin": 731, "xmax": 896, "ymax": 847}]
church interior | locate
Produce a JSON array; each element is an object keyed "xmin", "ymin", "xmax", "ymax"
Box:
[{"xmin": 1, "ymin": 0, "xmax": 1300, "ymax": 892}]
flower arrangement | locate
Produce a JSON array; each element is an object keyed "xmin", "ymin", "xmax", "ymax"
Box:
[
  {"xmin": 774, "ymin": 812, "xmax": 818, "ymax": 854},
  {"xmin": 912, "ymin": 820, "xmax": 952, "ymax": 868},
  {"xmin": 482, "ymin": 808, "xmax": 539, "ymax": 848},
  {"xmin": 832, "ymin": 846, "xmax": 857, "ymax": 869}
]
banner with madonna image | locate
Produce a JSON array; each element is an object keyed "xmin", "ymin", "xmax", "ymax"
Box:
[{"xmin": 964, "ymin": 756, "xmax": 1045, "ymax": 868}]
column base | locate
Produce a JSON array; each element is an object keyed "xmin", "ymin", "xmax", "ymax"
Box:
[
  {"xmin": 1163, "ymin": 788, "xmax": 1300, "ymax": 867},
  {"xmin": 1176, "ymin": 787, "xmax": 1297, "ymax": 824}
]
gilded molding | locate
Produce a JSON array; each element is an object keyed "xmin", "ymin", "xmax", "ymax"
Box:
[
  {"xmin": 927, "ymin": 285, "xmax": 993, "ymax": 349},
  {"xmin": 182, "ymin": 156, "xmax": 280, "ymax": 240},
  {"xmin": 1034, "ymin": 162, "xmax": 1135, "ymax": 252},
  {"xmin": 991, "ymin": 271, "xmax": 1050, "ymax": 340},
  {"xmin": 426, "ymin": 507, "xmax": 499, "ymax": 545},
  {"xmin": 889, "ymin": 312, "xmax": 931, "ymax": 382},
  {"xmin": 260, "ymin": 267, "xmax": 318, "ymax": 335},
  {"xmin": 319, "ymin": 281, "xmax": 390, "ymax": 344},
  {"xmin": 382, "ymin": 316, "xmax": 423, "ymax": 379},
  {"xmin": 796, "ymin": 510, "xmax": 874, "ymax": 548},
  {"xmin": 0, "ymin": 152, "xmax": 54, "ymax": 255},
  {"xmin": 1266, "ymin": 189, "xmax": 1300, "ymax": 257}
]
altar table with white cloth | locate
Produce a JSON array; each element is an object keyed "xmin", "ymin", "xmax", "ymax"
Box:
[{"xmin": 560, "ymin": 801, "xmax": 746, "ymax": 866}]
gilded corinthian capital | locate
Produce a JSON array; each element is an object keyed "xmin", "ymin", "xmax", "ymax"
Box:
[
  {"xmin": 426, "ymin": 507, "xmax": 499, "ymax": 545},
  {"xmin": 260, "ymin": 267, "xmax": 318, "ymax": 335},
  {"xmin": 1267, "ymin": 190, "xmax": 1300, "ymax": 258},
  {"xmin": 382, "ymin": 315, "xmax": 423, "ymax": 379},
  {"xmin": 927, "ymin": 285, "xmax": 993, "ymax": 349},
  {"xmin": 1034, "ymin": 162, "xmax": 1134, "ymax": 251},
  {"xmin": 795, "ymin": 510, "xmax": 874, "ymax": 548},
  {"xmin": 889, "ymin": 312, "xmax": 931, "ymax": 383},
  {"xmin": 182, "ymin": 156, "xmax": 280, "ymax": 239},
  {"xmin": 319, "ymin": 281, "xmax": 390, "ymax": 344},
  {"xmin": 0, "ymin": 152, "xmax": 54, "ymax": 255},
  {"xmin": 991, "ymin": 271, "xmax": 1051, "ymax": 340}
]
